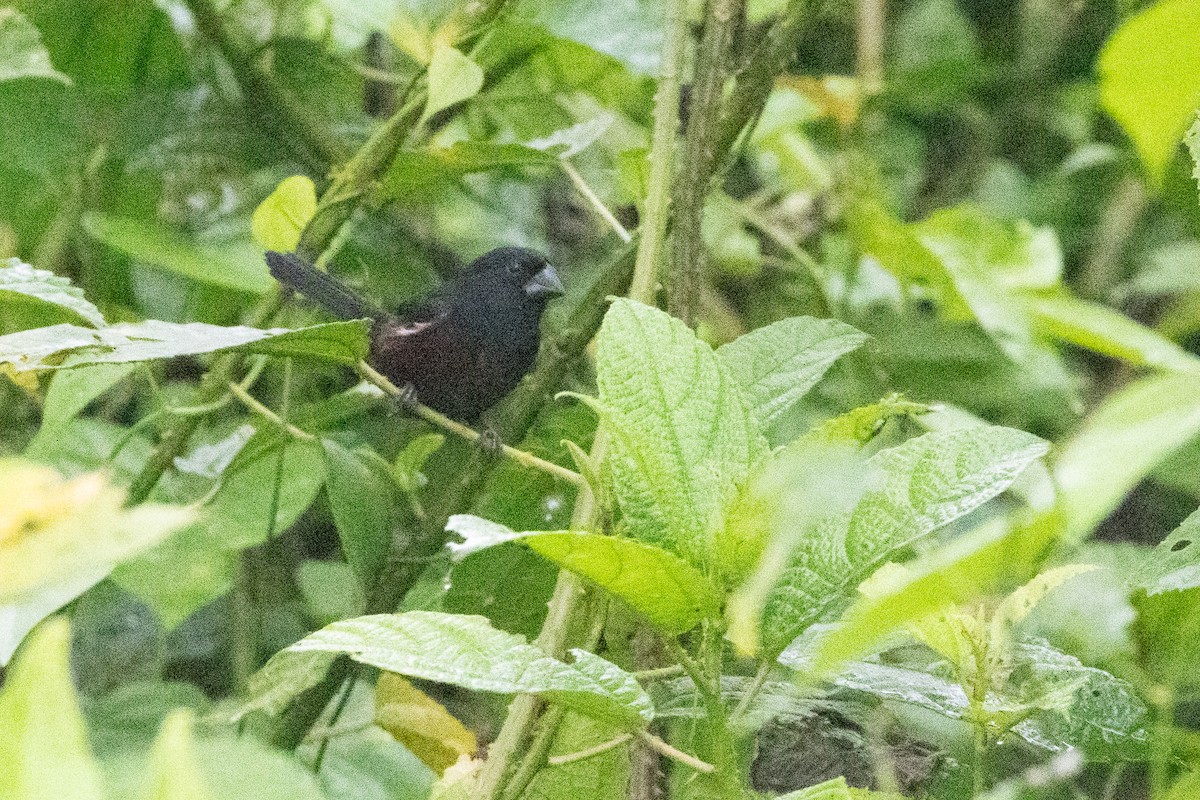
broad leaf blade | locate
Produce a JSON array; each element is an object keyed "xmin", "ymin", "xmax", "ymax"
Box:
[
  {"xmin": 589, "ymin": 299, "xmax": 765, "ymax": 568},
  {"xmin": 1134, "ymin": 508, "xmax": 1200, "ymax": 594},
  {"xmin": 0, "ymin": 620, "xmax": 104, "ymax": 800},
  {"xmin": 1055, "ymin": 372, "xmax": 1200, "ymax": 541},
  {"xmin": 252, "ymin": 176, "xmax": 317, "ymax": 252},
  {"xmin": 446, "ymin": 515, "xmax": 722, "ymax": 634},
  {"xmin": 0, "ymin": 9, "xmax": 71, "ymax": 84},
  {"xmin": 1024, "ymin": 294, "xmax": 1200, "ymax": 372},
  {"xmin": 323, "ymin": 440, "xmax": 395, "ymax": 584},
  {"xmin": 82, "ymin": 213, "xmax": 273, "ymax": 294},
  {"xmin": 761, "ymin": 426, "xmax": 1049, "ymax": 656},
  {"xmin": 1098, "ymin": 0, "xmax": 1200, "ymax": 182},
  {"xmin": 716, "ymin": 316, "xmax": 868, "ymax": 430},
  {"xmin": 0, "ymin": 319, "xmax": 369, "ymax": 371},
  {"xmin": 0, "ymin": 258, "xmax": 105, "ymax": 329},
  {"xmin": 282, "ymin": 612, "xmax": 653, "ymax": 728}
]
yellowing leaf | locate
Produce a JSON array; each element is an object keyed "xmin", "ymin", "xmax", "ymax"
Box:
[
  {"xmin": 375, "ymin": 672, "xmax": 477, "ymax": 772},
  {"xmin": 251, "ymin": 176, "xmax": 317, "ymax": 252}
]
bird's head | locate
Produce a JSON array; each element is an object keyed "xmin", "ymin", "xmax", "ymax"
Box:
[{"xmin": 471, "ymin": 247, "xmax": 564, "ymax": 305}]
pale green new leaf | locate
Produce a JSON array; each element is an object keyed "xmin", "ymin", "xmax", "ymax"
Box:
[
  {"xmin": 446, "ymin": 515, "xmax": 722, "ymax": 634},
  {"xmin": 1098, "ymin": 0, "xmax": 1200, "ymax": 182},
  {"xmin": 0, "ymin": 258, "xmax": 105, "ymax": 329},
  {"xmin": 138, "ymin": 711, "xmax": 211, "ymax": 800},
  {"xmin": 251, "ymin": 175, "xmax": 317, "ymax": 252},
  {"xmin": 520, "ymin": 712, "xmax": 630, "ymax": 800},
  {"xmin": 716, "ymin": 316, "xmax": 868, "ymax": 429},
  {"xmin": 761, "ymin": 426, "xmax": 1049, "ymax": 657},
  {"xmin": 0, "ymin": 620, "xmax": 104, "ymax": 800},
  {"xmin": 1024, "ymin": 294, "xmax": 1200, "ymax": 372},
  {"xmin": 0, "ymin": 9, "xmax": 70, "ymax": 84},
  {"xmin": 587, "ymin": 299, "xmax": 766, "ymax": 568},
  {"xmin": 1055, "ymin": 372, "xmax": 1200, "ymax": 541},
  {"xmin": 1134, "ymin": 508, "xmax": 1200, "ymax": 594},
  {"xmin": 422, "ymin": 44, "xmax": 483, "ymax": 122},
  {"xmin": 283, "ymin": 611, "xmax": 653, "ymax": 728},
  {"xmin": 0, "ymin": 319, "xmax": 369, "ymax": 371}
]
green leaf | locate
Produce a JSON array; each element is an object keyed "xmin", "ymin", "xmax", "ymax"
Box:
[
  {"xmin": 298, "ymin": 560, "xmax": 364, "ymax": 626},
  {"xmin": 1098, "ymin": 0, "xmax": 1200, "ymax": 182},
  {"xmin": 391, "ymin": 433, "xmax": 445, "ymax": 494},
  {"xmin": 1055, "ymin": 372, "xmax": 1200, "ymax": 540},
  {"xmin": 777, "ymin": 777, "xmax": 851, "ymax": 800},
  {"xmin": 383, "ymin": 142, "xmax": 558, "ymax": 200},
  {"xmin": 804, "ymin": 396, "xmax": 931, "ymax": 444},
  {"xmin": 251, "ymin": 175, "xmax": 317, "ymax": 252},
  {"xmin": 582, "ymin": 299, "xmax": 766, "ymax": 569},
  {"xmin": 144, "ymin": 724, "xmax": 327, "ymax": 800},
  {"xmin": 1008, "ymin": 639, "xmax": 1148, "ymax": 758},
  {"xmin": 272, "ymin": 611, "xmax": 653, "ymax": 728},
  {"xmin": 716, "ymin": 316, "xmax": 869, "ymax": 430},
  {"xmin": 1024, "ymin": 294, "xmax": 1200, "ymax": 372},
  {"xmin": 0, "ymin": 319, "xmax": 369, "ymax": 371},
  {"xmin": 830, "ymin": 641, "xmax": 1148, "ymax": 759},
  {"xmin": 846, "ymin": 199, "xmax": 971, "ymax": 318},
  {"xmin": 1134, "ymin": 508, "xmax": 1200, "ymax": 594},
  {"xmin": 761, "ymin": 426, "xmax": 1049, "ymax": 657},
  {"xmin": 32, "ymin": 362, "xmax": 136, "ymax": 445},
  {"xmin": 519, "ymin": 712, "xmax": 630, "ymax": 800},
  {"xmin": 323, "ymin": 440, "xmax": 395, "ymax": 584},
  {"xmin": 446, "ymin": 515, "xmax": 722, "ymax": 634},
  {"xmin": 0, "ymin": 257, "xmax": 105, "ymax": 330},
  {"xmin": 233, "ymin": 650, "xmax": 339, "ymax": 721},
  {"xmin": 1187, "ymin": 112, "xmax": 1200, "ymax": 199},
  {"xmin": 138, "ymin": 710, "xmax": 211, "ymax": 800},
  {"xmin": 82, "ymin": 212, "xmax": 273, "ymax": 294},
  {"xmin": 513, "ymin": 0, "xmax": 664, "ymax": 75},
  {"xmin": 794, "ymin": 516, "xmax": 1060, "ymax": 674},
  {"xmin": 0, "ymin": 9, "xmax": 70, "ymax": 84},
  {"xmin": 421, "ymin": 44, "xmax": 483, "ymax": 122},
  {"xmin": 0, "ymin": 619, "xmax": 104, "ymax": 800},
  {"xmin": 114, "ymin": 436, "xmax": 325, "ymax": 628}
]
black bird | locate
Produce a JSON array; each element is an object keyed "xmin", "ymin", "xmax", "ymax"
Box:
[{"xmin": 266, "ymin": 248, "xmax": 564, "ymax": 422}]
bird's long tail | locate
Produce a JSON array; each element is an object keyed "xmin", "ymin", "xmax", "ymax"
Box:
[{"xmin": 265, "ymin": 251, "xmax": 379, "ymax": 320}]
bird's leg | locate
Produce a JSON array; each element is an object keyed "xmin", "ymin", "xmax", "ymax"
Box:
[{"xmin": 391, "ymin": 381, "xmax": 421, "ymax": 414}]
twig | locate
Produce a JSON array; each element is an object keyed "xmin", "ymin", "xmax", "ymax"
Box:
[
  {"xmin": 561, "ymin": 161, "xmax": 632, "ymax": 243},
  {"xmin": 629, "ymin": 0, "xmax": 688, "ymax": 304},
  {"xmin": 227, "ymin": 381, "xmax": 316, "ymax": 442},
  {"xmin": 671, "ymin": 0, "xmax": 744, "ymax": 324},
  {"xmin": 729, "ymin": 660, "xmax": 772, "ymax": 725},
  {"xmin": 356, "ymin": 361, "xmax": 583, "ymax": 487},
  {"xmin": 634, "ymin": 664, "xmax": 686, "ymax": 681},
  {"xmin": 638, "ymin": 731, "xmax": 715, "ymax": 773},
  {"xmin": 546, "ymin": 733, "xmax": 634, "ymax": 766},
  {"xmin": 856, "ymin": 0, "xmax": 886, "ymax": 95},
  {"xmin": 184, "ymin": 0, "xmax": 347, "ymax": 169}
]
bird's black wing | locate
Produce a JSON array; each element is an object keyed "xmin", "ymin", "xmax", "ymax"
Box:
[{"xmin": 265, "ymin": 251, "xmax": 384, "ymax": 321}]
